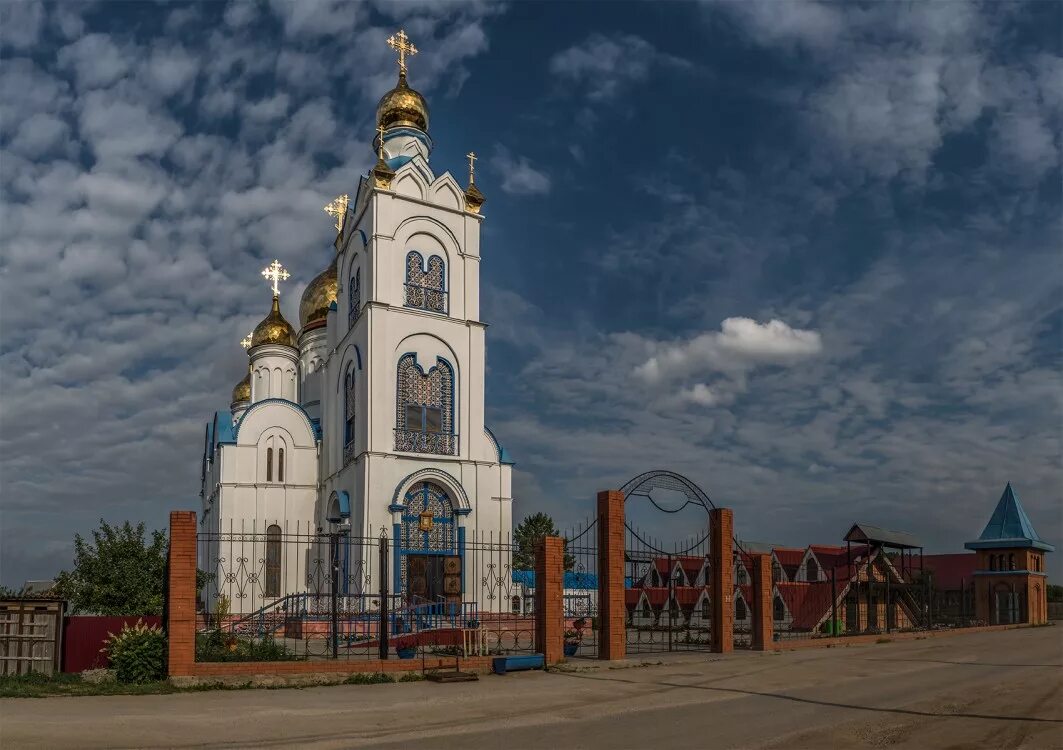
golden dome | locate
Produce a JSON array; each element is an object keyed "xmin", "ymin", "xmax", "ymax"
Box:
[
  {"xmin": 376, "ymin": 72, "xmax": 429, "ymax": 132},
  {"xmin": 231, "ymin": 371, "xmax": 251, "ymax": 404},
  {"xmin": 299, "ymin": 256, "xmax": 337, "ymax": 330},
  {"xmin": 251, "ymin": 295, "xmax": 297, "ymax": 348}
]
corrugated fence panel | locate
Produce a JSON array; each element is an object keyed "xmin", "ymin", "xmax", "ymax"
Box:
[{"xmin": 62, "ymin": 616, "xmax": 162, "ymax": 673}]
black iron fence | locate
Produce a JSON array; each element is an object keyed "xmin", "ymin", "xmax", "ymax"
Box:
[
  {"xmin": 624, "ymin": 523, "xmax": 714, "ymax": 654},
  {"xmin": 196, "ymin": 521, "xmax": 533, "ymax": 663}
]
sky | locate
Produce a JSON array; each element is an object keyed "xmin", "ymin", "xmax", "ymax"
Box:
[{"xmin": 1, "ymin": 1, "xmax": 1060, "ymax": 585}]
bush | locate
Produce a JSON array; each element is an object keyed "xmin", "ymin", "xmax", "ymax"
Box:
[
  {"xmin": 344, "ymin": 672, "xmax": 393, "ymax": 685},
  {"xmin": 195, "ymin": 632, "xmax": 301, "ymax": 662},
  {"xmin": 103, "ymin": 621, "xmax": 167, "ymax": 683}
]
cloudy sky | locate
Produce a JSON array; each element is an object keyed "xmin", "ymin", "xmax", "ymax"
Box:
[{"xmin": 1, "ymin": 1, "xmax": 1060, "ymax": 585}]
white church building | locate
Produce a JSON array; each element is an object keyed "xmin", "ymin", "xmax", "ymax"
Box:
[{"xmin": 199, "ymin": 31, "xmax": 514, "ymax": 613}]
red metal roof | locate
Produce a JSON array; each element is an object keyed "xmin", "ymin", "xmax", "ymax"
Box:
[
  {"xmin": 922, "ymin": 553, "xmax": 977, "ymax": 590},
  {"xmin": 774, "ymin": 582, "xmax": 837, "ymax": 630}
]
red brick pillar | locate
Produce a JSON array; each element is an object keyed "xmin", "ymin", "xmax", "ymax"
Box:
[
  {"xmin": 751, "ymin": 553, "xmax": 774, "ymax": 651},
  {"xmin": 535, "ymin": 536, "xmax": 565, "ymax": 665},
  {"xmin": 597, "ymin": 490, "xmax": 625, "ymax": 661},
  {"xmin": 167, "ymin": 511, "xmax": 198, "ymax": 677},
  {"xmin": 710, "ymin": 508, "xmax": 734, "ymax": 653}
]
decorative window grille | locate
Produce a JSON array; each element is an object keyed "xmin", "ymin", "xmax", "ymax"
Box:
[
  {"xmin": 404, "ymin": 251, "xmax": 447, "ymax": 314},
  {"xmin": 394, "ymin": 354, "xmax": 456, "ymax": 455},
  {"xmin": 735, "ymin": 597, "xmax": 746, "ymax": 620},
  {"xmin": 702, "ymin": 599, "xmax": 711, "ymax": 620},
  {"xmin": 348, "ymin": 268, "xmax": 361, "ymax": 327},
  {"xmin": 343, "ymin": 367, "xmax": 355, "ymax": 466},
  {"xmin": 773, "ymin": 596, "xmax": 785, "ymax": 621},
  {"xmin": 264, "ymin": 524, "xmax": 282, "ymax": 598}
]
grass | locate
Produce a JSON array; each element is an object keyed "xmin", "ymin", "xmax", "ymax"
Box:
[{"xmin": 0, "ymin": 672, "xmax": 185, "ymax": 698}]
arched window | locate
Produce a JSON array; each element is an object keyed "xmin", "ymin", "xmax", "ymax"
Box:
[
  {"xmin": 642, "ymin": 599, "xmax": 652, "ymax": 618},
  {"xmin": 805, "ymin": 557, "xmax": 819, "ymax": 581},
  {"xmin": 1008, "ymin": 553, "xmax": 1015, "ymax": 571},
  {"xmin": 511, "ymin": 595, "xmax": 522, "ymax": 614},
  {"xmin": 266, "ymin": 447, "xmax": 273, "ymax": 482},
  {"xmin": 773, "ymin": 596, "xmax": 785, "ymax": 621},
  {"xmin": 395, "ymin": 354, "xmax": 455, "ymax": 455},
  {"xmin": 988, "ymin": 554, "xmax": 995, "ymax": 571},
  {"xmin": 736, "ymin": 567, "xmax": 748, "ymax": 585},
  {"xmin": 264, "ymin": 524, "xmax": 282, "ymax": 598},
  {"xmin": 277, "ymin": 448, "xmax": 284, "ymax": 482},
  {"xmin": 702, "ymin": 598, "xmax": 711, "ymax": 620},
  {"xmin": 772, "ymin": 561, "xmax": 783, "ymax": 583},
  {"xmin": 404, "ymin": 251, "xmax": 447, "ymax": 314},
  {"xmin": 348, "ymin": 268, "xmax": 361, "ymax": 327},
  {"xmin": 735, "ymin": 597, "xmax": 747, "ymax": 620},
  {"xmin": 343, "ymin": 366, "xmax": 356, "ymax": 466}
]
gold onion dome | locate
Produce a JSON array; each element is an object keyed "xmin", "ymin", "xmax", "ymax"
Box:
[
  {"xmin": 299, "ymin": 256, "xmax": 338, "ymax": 329},
  {"xmin": 251, "ymin": 295, "xmax": 297, "ymax": 348},
  {"xmin": 376, "ymin": 72, "xmax": 429, "ymax": 132},
  {"xmin": 231, "ymin": 372, "xmax": 251, "ymax": 404}
]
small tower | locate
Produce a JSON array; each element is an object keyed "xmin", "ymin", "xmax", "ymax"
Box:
[
  {"xmin": 248, "ymin": 260, "xmax": 299, "ymax": 403},
  {"xmin": 965, "ymin": 483, "xmax": 1054, "ymax": 625}
]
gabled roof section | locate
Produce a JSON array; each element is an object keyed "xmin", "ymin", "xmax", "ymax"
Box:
[
  {"xmin": 212, "ymin": 411, "xmax": 235, "ymax": 446},
  {"xmin": 965, "ymin": 482, "xmax": 1054, "ymax": 552},
  {"xmin": 844, "ymin": 523, "xmax": 921, "ymax": 550}
]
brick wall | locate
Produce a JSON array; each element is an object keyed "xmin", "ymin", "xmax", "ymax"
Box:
[
  {"xmin": 710, "ymin": 508, "xmax": 734, "ymax": 653},
  {"xmin": 750, "ymin": 553, "xmax": 773, "ymax": 651},
  {"xmin": 167, "ymin": 511, "xmax": 198, "ymax": 677},
  {"xmin": 597, "ymin": 490, "xmax": 625, "ymax": 661},
  {"xmin": 535, "ymin": 535, "xmax": 564, "ymax": 665}
]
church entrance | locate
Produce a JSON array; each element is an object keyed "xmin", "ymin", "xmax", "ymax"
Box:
[{"xmin": 398, "ymin": 481, "xmax": 461, "ymax": 605}]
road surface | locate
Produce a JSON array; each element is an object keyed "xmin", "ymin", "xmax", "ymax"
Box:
[{"xmin": 2, "ymin": 626, "xmax": 1060, "ymax": 749}]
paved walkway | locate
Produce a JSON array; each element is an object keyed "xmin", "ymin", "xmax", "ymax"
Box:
[{"xmin": 2, "ymin": 627, "xmax": 1061, "ymax": 749}]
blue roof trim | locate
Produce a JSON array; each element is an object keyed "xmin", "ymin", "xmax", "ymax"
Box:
[
  {"xmin": 484, "ymin": 426, "xmax": 515, "ymax": 465},
  {"xmin": 381, "ymin": 127, "xmax": 432, "ymax": 150},
  {"xmin": 310, "ymin": 418, "xmax": 322, "ymax": 440},
  {"xmin": 212, "ymin": 411, "xmax": 235, "ymax": 446},
  {"xmin": 328, "ymin": 301, "xmax": 337, "ymax": 311},
  {"xmin": 965, "ymin": 483, "xmax": 1054, "ymax": 551},
  {"xmin": 232, "ymin": 399, "xmax": 316, "ymax": 442},
  {"xmin": 511, "ymin": 571, "xmax": 599, "ymax": 590}
]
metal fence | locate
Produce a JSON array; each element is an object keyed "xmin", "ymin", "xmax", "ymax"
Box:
[
  {"xmin": 624, "ymin": 524, "xmax": 714, "ymax": 654},
  {"xmin": 196, "ymin": 521, "xmax": 533, "ymax": 663}
]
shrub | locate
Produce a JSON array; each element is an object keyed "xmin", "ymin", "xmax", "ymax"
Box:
[
  {"xmin": 104, "ymin": 621, "xmax": 167, "ymax": 683},
  {"xmin": 195, "ymin": 633, "xmax": 301, "ymax": 662},
  {"xmin": 344, "ymin": 672, "xmax": 393, "ymax": 685}
]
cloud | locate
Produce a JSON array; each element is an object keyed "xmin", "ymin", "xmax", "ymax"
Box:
[
  {"xmin": 549, "ymin": 32, "xmax": 657, "ymax": 101},
  {"xmin": 0, "ymin": 1, "xmax": 44, "ymax": 51},
  {"xmin": 492, "ymin": 145, "xmax": 551, "ymax": 196},
  {"xmin": 636, "ymin": 318, "xmax": 824, "ymax": 383},
  {"xmin": 57, "ymin": 33, "xmax": 132, "ymax": 89}
]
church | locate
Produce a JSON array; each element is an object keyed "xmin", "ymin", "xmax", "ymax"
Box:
[{"xmin": 199, "ymin": 30, "xmax": 514, "ymax": 610}]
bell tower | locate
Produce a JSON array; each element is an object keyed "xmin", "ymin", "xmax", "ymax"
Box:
[{"xmin": 965, "ymin": 483, "xmax": 1053, "ymax": 625}]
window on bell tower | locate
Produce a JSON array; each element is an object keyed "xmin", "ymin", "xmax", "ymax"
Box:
[
  {"xmin": 395, "ymin": 353, "xmax": 455, "ymax": 455},
  {"xmin": 404, "ymin": 251, "xmax": 447, "ymax": 314},
  {"xmin": 343, "ymin": 365, "xmax": 355, "ymax": 466},
  {"xmin": 348, "ymin": 268, "xmax": 361, "ymax": 327}
]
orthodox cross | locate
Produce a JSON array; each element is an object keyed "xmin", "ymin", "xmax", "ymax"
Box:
[
  {"xmin": 323, "ymin": 194, "xmax": 349, "ymax": 233},
  {"xmin": 240, "ymin": 333, "xmax": 252, "ymax": 350},
  {"xmin": 386, "ymin": 29, "xmax": 418, "ymax": 75},
  {"xmin": 261, "ymin": 259, "xmax": 290, "ymax": 296},
  {"xmin": 466, "ymin": 151, "xmax": 477, "ymax": 184},
  {"xmin": 377, "ymin": 123, "xmax": 387, "ymax": 160}
]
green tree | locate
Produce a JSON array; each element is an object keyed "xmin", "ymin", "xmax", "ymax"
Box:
[
  {"xmin": 53, "ymin": 520, "xmax": 168, "ymax": 615},
  {"xmin": 1048, "ymin": 584, "xmax": 1063, "ymax": 603},
  {"xmin": 513, "ymin": 512, "xmax": 575, "ymax": 571}
]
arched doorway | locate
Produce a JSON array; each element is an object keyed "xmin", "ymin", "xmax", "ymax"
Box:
[{"xmin": 399, "ymin": 481, "xmax": 460, "ymax": 604}]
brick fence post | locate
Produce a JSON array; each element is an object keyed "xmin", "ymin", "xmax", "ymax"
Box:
[
  {"xmin": 597, "ymin": 489, "xmax": 625, "ymax": 661},
  {"xmin": 710, "ymin": 508, "xmax": 734, "ymax": 653},
  {"xmin": 751, "ymin": 553, "xmax": 774, "ymax": 651},
  {"xmin": 167, "ymin": 511, "xmax": 198, "ymax": 677},
  {"xmin": 534, "ymin": 536, "xmax": 565, "ymax": 665}
]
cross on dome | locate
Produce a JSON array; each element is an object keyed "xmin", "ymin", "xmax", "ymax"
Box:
[
  {"xmin": 466, "ymin": 151, "xmax": 477, "ymax": 184},
  {"xmin": 387, "ymin": 29, "xmax": 418, "ymax": 75},
  {"xmin": 261, "ymin": 259, "xmax": 290, "ymax": 297},
  {"xmin": 240, "ymin": 332, "xmax": 252, "ymax": 350}
]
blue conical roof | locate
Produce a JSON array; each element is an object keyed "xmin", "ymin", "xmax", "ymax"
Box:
[{"xmin": 965, "ymin": 482, "xmax": 1054, "ymax": 552}]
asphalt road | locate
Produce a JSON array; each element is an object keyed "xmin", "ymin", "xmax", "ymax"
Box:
[{"xmin": 2, "ymin": 627, "xmax": 1060, "ymax": 749}]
